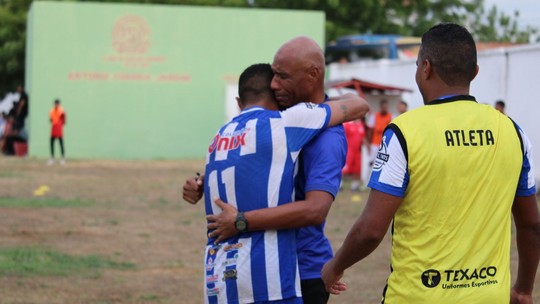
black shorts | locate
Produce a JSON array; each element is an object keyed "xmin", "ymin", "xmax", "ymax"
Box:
[{"xmin": 301, "ymin": 278, "xmax": 330, "ymax": 304}]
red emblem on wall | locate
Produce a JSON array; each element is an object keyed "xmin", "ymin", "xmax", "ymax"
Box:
[{"xmin": 112, "ymin": 15, "xmax": 151, "ymax": 54}]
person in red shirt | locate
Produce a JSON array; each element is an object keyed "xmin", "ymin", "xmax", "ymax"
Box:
[
  {"xmin": 48, "ymin": 99, "xmax": 66, "ymax": 165},
  {"xmin": 342, "ymin": 117, "xmax": 369, "ymax": 191}
]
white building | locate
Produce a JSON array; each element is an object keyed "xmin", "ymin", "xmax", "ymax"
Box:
[{"xmin": 328, "ymin": 44, "xmax": 540, "ymax": 185}]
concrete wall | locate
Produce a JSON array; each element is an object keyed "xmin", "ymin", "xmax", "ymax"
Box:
[{"xmin": 26, "ymin": 1, "xmax": 325, "ymax": 159}]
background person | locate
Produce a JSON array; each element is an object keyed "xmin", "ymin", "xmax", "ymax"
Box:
[
  {"xmin": 0, "ymin": 112, "xmax": 6, "ymax": 137},
  {"xmin": 341, "ymin": 117, "xmax": 369, "ymax": 191},
  {"xmin": 12, "ymin": 85, "xmax": 29, "ymax": 129},
  {"xmin": 0, "ymin": 113, "xmax": 27, "ymax": 156},
  {"xmin": 48, "ymin": 99, "xmax": 66, "ymax": 165},
  {"xmin": 495, "ymin": 100, "xmax": 506, "ymax": 114},
  {"xmin": 366, "ymin": 99, "xmax": 392, "ymax": 165},
  {"xmin": 396, "ymin": 100, "xmax": 408, "ymax": 115},
  {"xmin": 322, "ymin": 23, "xmax": 539, "ymax": 304}
]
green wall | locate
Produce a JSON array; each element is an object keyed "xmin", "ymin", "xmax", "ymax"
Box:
[{"xmin": 26, "ymin": 1, "xmax": 325, "ymax": 159}]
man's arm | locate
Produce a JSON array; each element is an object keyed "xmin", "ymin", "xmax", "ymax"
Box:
[
  {"xmin": 511, "ymin": 194, "xmax": 540, "ymax": 303},
  {"xmin": 326, "ymin": 93, "xmax": 369, "ymax": 127},
  {"xmin": 321, "ymin": 189, "xmax": 401, "ymax": 294},
  {"xmin": 206, "ymin": 190, "xmax": 333, "ymax": 243},
  {"xmin": 16, "ymin": 99, "xmax": 26, "ymax": 117},
  {"xmin": 182, "ymin": 174, "xmax": 204, "ymax": 204},
  {"xmin": 208, "ymin": 124, "xmax": 347, "ymax": 243},
  {"xmin": 246, "ymin": 190, "xmax": 333, "ymax": 229}
]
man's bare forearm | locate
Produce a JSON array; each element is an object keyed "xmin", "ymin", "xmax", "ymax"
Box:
[
  {"xmin": 512, "ymin": 195, "xmax": 540, "ymax": 294},
  {"xmin": 327, "ymin": 93, "xmax": 369, "ymax": 127},
  {"xmin": 246, "ymin": 190, "xmax": 333, "ymax": 231}
]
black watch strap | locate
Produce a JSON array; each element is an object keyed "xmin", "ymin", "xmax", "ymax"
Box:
[{"xmin": 235, "ymin": 212, "xmax": 248, "ymax": 233}]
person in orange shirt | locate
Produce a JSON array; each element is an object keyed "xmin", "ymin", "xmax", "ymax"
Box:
[
  {"xmin": 367, "ymin": 99, "xmax": 393, "ymax": 165},
  {"xmin": 48, "ymin": 99, "xmax": 66, "ymax": 165}
]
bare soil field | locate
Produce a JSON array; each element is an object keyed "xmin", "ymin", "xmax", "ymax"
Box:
[{"xmin": 0, "ymin": 156, "xmax": 538, "ymax": 303}]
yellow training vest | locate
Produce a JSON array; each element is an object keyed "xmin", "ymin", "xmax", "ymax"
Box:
[{"xmin": 383, "ymin": 96, "xmax": 523, "ymax": 303}]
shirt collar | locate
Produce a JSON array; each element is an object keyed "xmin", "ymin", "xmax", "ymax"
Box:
[{"xmin": 428, "ymin": 95, "xmax": 477, "ymax": 105}]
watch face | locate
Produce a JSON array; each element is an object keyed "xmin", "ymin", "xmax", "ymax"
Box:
[{"xmin": 236, "ymin": 220, "xmax": 247, "ymax": 232}]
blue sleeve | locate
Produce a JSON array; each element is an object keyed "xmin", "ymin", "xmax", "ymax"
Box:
[
  {"xmin": 297, "ymin": 125, "xmax": 347, "ymax": 199},
  {"xmin": 367, "ymin": 125, "xmax": 409, "ymax": 198},
  {"xmin": 514, "ymin": 123, "xmax": 536, "ymax": 196}
]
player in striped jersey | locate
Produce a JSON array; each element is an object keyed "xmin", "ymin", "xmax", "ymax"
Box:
[{"xmin": 203, "ymin": 63, "xmax": 369, "ymax": 303}]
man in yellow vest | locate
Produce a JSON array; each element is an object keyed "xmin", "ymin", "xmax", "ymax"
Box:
[{"xmin": 322, "ymin": 23, "xmax": 539, "ymax": 303}]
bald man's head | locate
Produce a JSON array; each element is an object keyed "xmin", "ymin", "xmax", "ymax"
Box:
[
  {"xmin": 270, "ymin": 36, "xmax": 326, "ymax": 108},
  {"xmin": 277, "ymin": 36, "xmax": 325, "ymax": 71}
]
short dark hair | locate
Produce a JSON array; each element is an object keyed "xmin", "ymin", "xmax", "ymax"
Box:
[
  {"xmin": 420, "ymin": 23, "xmax": 477, "ymax": 86},
  {"xmin": 54, "ymin": 99, "xmax": 60, "ymax": 104},
  {"xmin": 238, "ymin": 63, "xmax": 274, "ymax": 107},
  {"xmin": 495, "ymin": 100, "xmax": 505, "ymax": 108}
]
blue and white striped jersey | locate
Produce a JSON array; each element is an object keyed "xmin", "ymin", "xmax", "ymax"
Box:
[{"xmin": 203, "ymin": 102, "xmax": 331, "ymax": 304}]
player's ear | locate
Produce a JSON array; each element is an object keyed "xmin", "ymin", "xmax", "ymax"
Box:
[
  {"xmin": 423, "ymin": 59, "xmax": 432, "ymax": 80},
  {"xmin": 307, "ymin": 65, "xmax": 320, "ymax": 83},
  {"xmin": 472, "ymin": 65, "xmax": 479, "ymax": 81}
]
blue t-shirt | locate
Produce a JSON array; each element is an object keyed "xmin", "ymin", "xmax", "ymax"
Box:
[
  {"xmin": 294, "ymin": 124, "xmax": 347, "ymax": 280},
  {"xmin": 204, "ymin": 103, "xmax": 331, "ymax": 303}
]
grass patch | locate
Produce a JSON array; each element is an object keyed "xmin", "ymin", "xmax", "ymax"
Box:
[
  {"xmin": 0, "ymin": 171, "xmax": 20, "ymax": 178},
  {"xmin": 139, "ymin": 294, "xmax": 159, "ymax": 301},
  {"xmin": 0, "ymin": 197, "xmax": 94, "ymax": 208},
  {"xmin": 106, "ymin": 219, "xmax": 119, "ymax": 226},
  {"xmin": 0, "ymin": 247, "xmax": 135, "ymax": 277},
  {"xmin": 138, "ymin": 233, "xmax": 151, "ymax": 239}
]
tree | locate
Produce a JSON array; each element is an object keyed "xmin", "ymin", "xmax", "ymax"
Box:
[
  {"xmin": 0, "ymin": 0, "xmax": 32, "ymax": 95},
  {"xmin": 469, "ymin": 4, "xmax": 539, "ymax": 43},
  {"xmin": 0, "ymin": 0, "xmax": 537, "ymax": 95},
  {"xmin": 249, "ymin": 0, "xmax": 538, "ymax": 43}
]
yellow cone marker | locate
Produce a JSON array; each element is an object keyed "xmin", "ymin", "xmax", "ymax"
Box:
[{"xmin": 34, "ymin": 185, "xmax": 50, "ymax": 196}]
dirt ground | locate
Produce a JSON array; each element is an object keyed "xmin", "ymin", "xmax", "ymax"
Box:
[{"xmin": 0, "ymin": 156, "xmax": 538, "ymax": 303}]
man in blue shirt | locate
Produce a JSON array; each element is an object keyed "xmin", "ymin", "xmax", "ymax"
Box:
[{"xmin": 185, "ymin": 37, "xmax": 350, "ymax": 303}]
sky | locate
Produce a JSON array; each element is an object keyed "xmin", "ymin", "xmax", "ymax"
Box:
[{"xmin": 483, "ymin": 0, "xmax": 540, "ymax": 30}]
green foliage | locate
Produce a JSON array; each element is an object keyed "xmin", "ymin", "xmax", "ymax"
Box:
[
  {"xmin": 0, "ymin": 0, "xmax": 537, "ymax": 95},
  {"xmin": 0, "ymin": 197, "xmax": 94, "ymax": 208},
  {"xmin": 250, "ymin": 0, "xmax": 538, "ymax": 43},
  {"xmin": 469, "ymin": 5, "xmax": 539, "ymax": 43},
  {"xmin": 0, "ymin": 0, "xmax": 31, "ymax": 95},
  {"xmin": 0, "ymin": 246, "xmax": 135, "ymax": 277}
]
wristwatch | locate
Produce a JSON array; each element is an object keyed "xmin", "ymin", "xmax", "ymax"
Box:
[{"xmin": 234, "ymin": 212, "xmax": 248, "ymax": 233}]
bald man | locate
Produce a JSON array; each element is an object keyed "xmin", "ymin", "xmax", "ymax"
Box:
[{"xmin": 201, "ymin": 36, "xmax": 349, "ymax": 303}]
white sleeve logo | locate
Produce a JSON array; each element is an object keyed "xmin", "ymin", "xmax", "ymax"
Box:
[{"xmin": 373, "ymin": 135, "xmax": 390, "ymax": 171}]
